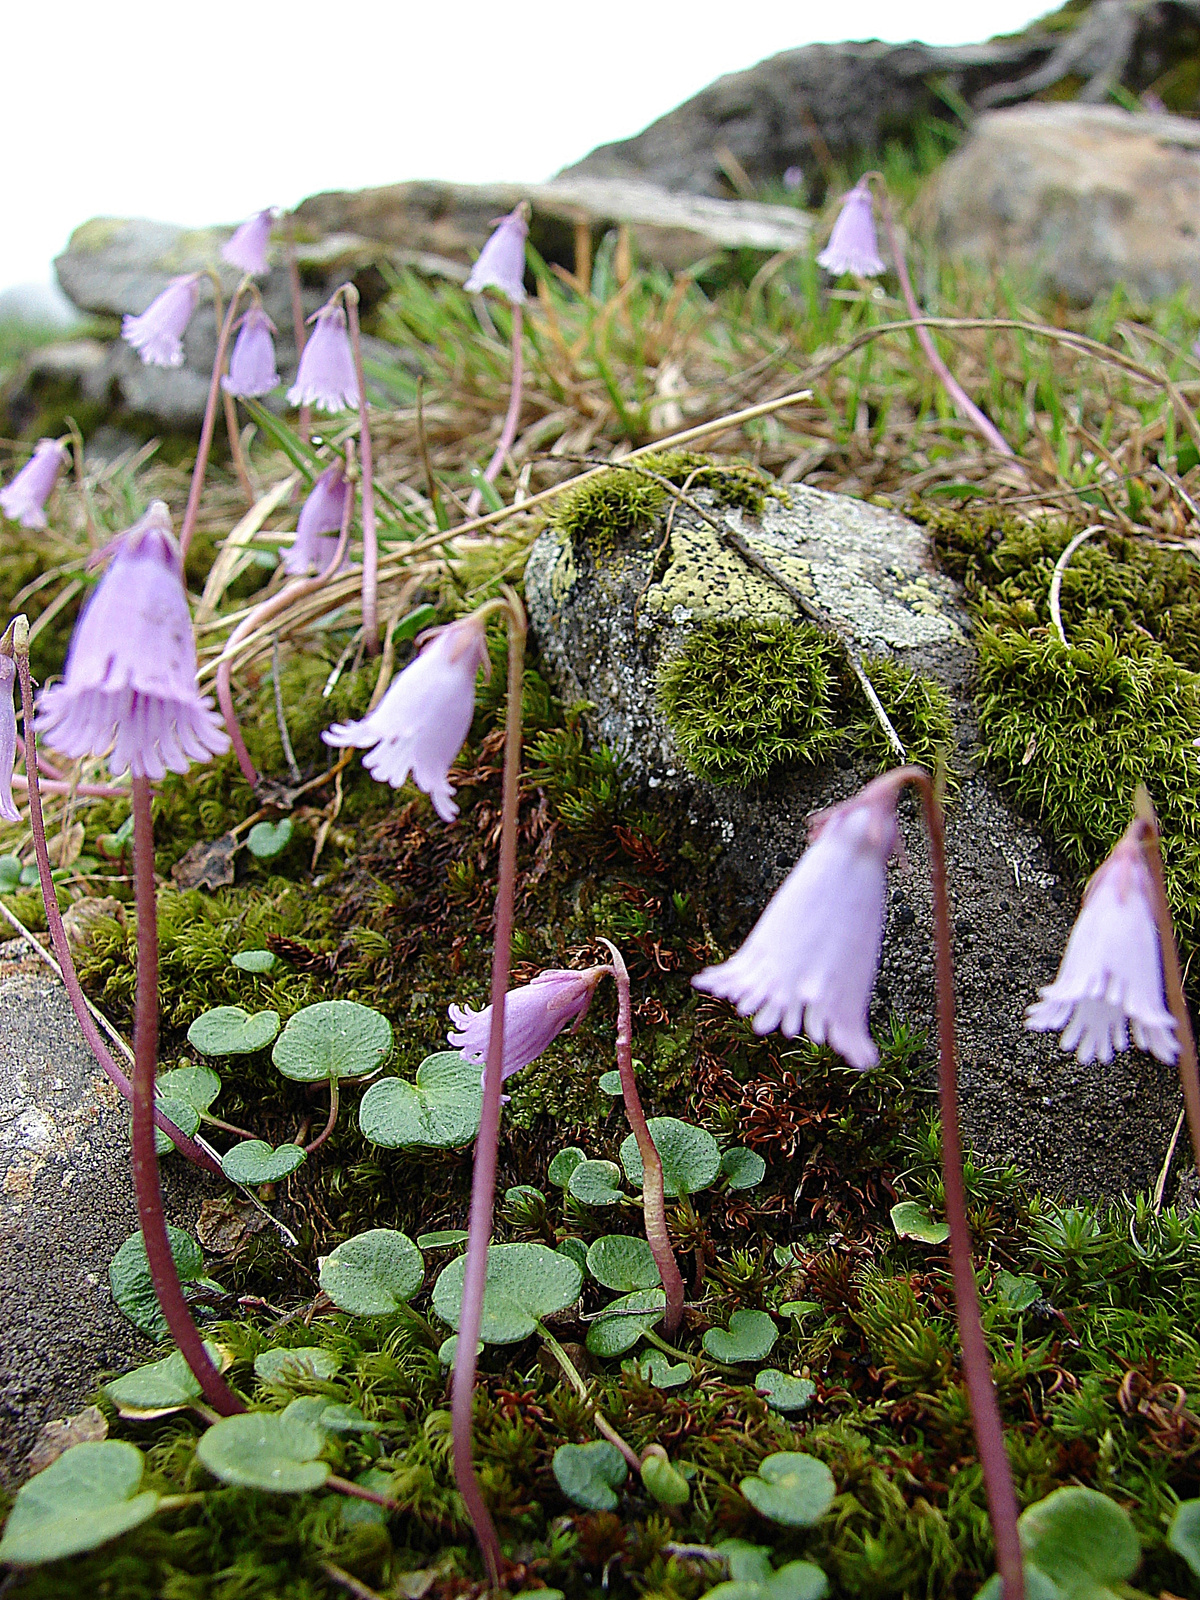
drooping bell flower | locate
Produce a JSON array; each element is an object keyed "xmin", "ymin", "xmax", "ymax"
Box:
[
  {"xmin": 1026, "ymin": 822, "xmax": 1178, "ymax": 1065},
  {"xmin": 222, "ymin": 307, "xmax": 281, "ymax": 398},
  {"xmin": 323, "ymin": 612, "xmax": 489, "ymax": 821},
  {"xmin": 693, "ymin": 771, "xmax": 904, "ymax": 1069},
  {"xmin": 448, "ymin": 967, "xmax": 605, "ymax": 1081},
  {"xmin": 281, "ymin": 465, "xmax": 350, "ymax": 575},
  {"xmin": 287, "ymin": 301, "xmax": 359, "ymax": 412},
  {"xmin": 0, "ymin": 657, "xmax": 19, "ymax": 823},
  {"xmin": 222, "ymin": 208, "xmax": 275, "ymax": 276},
  {"xmin": 121, "ymin": 274, "xmax": 201, "ymax": 367},
  {"xmin": 35, "ymin": 501, "xmax": 229, "ymax": 780},
  {"xmin": 464, "ymin": 208, "xmax": 528, "ymax": 305},
  {"xmin": 816, "ymin": 179, "xmax": 885, "ymax": 278},
  {"xmin": 0, "ymin": 438, "xmax": 67, "ymax": 529}
]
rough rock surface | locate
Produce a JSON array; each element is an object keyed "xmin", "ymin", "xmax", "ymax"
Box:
[
  {"xmin": 525, "ymin": 479, "xmax": 1182, "ymax": 1201},
  {"xmin": 0, "ymin": 942, "xmax": 211, "ymax": 1480},
  {"xmin": 920, "ymin": 104, "xmax": 1200, "ymax": 304}
]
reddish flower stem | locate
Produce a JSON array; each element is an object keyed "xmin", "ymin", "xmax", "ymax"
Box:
[
  {"xmin": 467, "ymin": 304, "xmax": 523, "ymax": 518},
  {"xmin": 869, "ymin": 180, "xmax": 1015, "ymax": 462},
  {"xmin": 180, "ymin": 275, "xmax": 248, "ymax": 563},
  {"xmin": 130, "ymin": 778, "xmax": 243, "ymax": 1413},
  {"xmin": 11, "ymin": 631, "xmax": 222, "ymax": 1176},
  {"xmin": 908, "ymin": 768, "xmax": 1023, "ymax": 1600},
  {"xmin": 215, "ymin": 442, "xmax": 357, "ymax": 788},
  {"xmin": 451, "ymin": 591, "xmax": 526, "ymax": 1592},
  {"xmin": 343, "ymin": 289, "xmax": 378, "ymax": 655},
  {"xmin": 597, "ymin": 938, "xmax": 685, "ymax": 1337},
  {"xmin": 1132, "ymin": 787, "xmax": 1200, "ymax": 1185}
]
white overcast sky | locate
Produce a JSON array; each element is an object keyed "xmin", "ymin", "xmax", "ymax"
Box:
[{"xmin": 4, "ymin": 0, "xmax": 1050, "ymax": 295}]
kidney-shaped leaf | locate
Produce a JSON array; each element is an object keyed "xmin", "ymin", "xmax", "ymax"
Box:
[
  {"xmin": 722, "ymin": 1147, "xmax": 767, "ymax": 1190},
  {"xmin": 319, "ymin": 1229, "xmax": 424, "ymax": 1316},
  {"xmin": 585, "ymin": 1289, "xmax": 666, "ymax": 1358},
  {"xmin": 358, "ymin": 1052, "xmax": 482, "ymax": 1148},
  {"xmin": 704, "ymin": 1309, "xmax": 778, "ymax": 1364},
  {"xmin": 157, "ymin": 1065, "xmax": 221, "ymax": 1114},
  {"xmin": 756, "ymin": 1370, "xmax": 816, "ymax": 1415},
  {"xmin": 741, "ymin": 1452, "xmax": 836, "ymax": 1528},
  {"xmin": 620, "ymin": 1118, "xmax": 720, "ymax": 1197},
  {"xmin": 553, "ymin": 1441, "xmax": 627, "ymax": 1511},
  {"xmin": 1170, "ymin": 1499, "xmax": 1200, "ymax": 1578},
  {"xmin": 0, "ymin": 1440, "xmax": 159, "ymax": 1564},
  {"xmin": 587, "ymin": 1234, "xmax": 661, "ymax": 1293},
  {"xmin": 222, "ymin": 1140, "xmax": 307, "ymax": 1186},
  {"xmin": 188, "ymin": 1005, "xmax": 281, "ymax": 1056},
  {"xmin": 273, "ymin": 1000, "xmax": 392, "ymax": 1082},
  {"xmin": 890, "ymin": 1201, "xmax": 950, "ymax": 1245},
  {"xmin": 254, "ymin": 1346, "xmax": 343, "ymax": 1386},
  {"xmin": 197, "ymin": 1405, "xmax": 330, "ymax": 1493},
  {"xmin": 433, "ymin": 1243, "xmax": 582, "ymax": 1344},
  {"xmin": 104, "ymin": 1343, "xmax": 222, "ymax": 1416},
  {"xmin": 110, "ymin": 1226, "xmax": 205, "ymax": 1337},
  {"xmin": 568, "ymin": 1159, "xmax": 625, "ymax": 1207},
  {"xmin": 1019, "ymin": 1487, "xmax": 1140, "ymax": 1593}
]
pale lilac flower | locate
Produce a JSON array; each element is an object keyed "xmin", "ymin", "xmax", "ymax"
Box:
[
  {"xmin": 464, "ymin": 208, "xmax": 528, "ymax": 305},
  {"xmin": 121, "ymin": 274, "xmax": 201, "ymax": 367},
  {"xmin": 693, "ymin": 772, "xmax": 905, "ymax": 1069},
  {"xmin": 287, "ymin": 302, "xmax": 359, "ymax": 412},
  {"xmin": 222, "ymin": 307, "xmax": 280, "ymax": 398},
  {"xmin": 35, "ymin": 501, "xmax": 229, "ymax": 781},
  {"xmin": 448, "ymin": 967, "xmax": 604, "ymax": 1081},
  {"xmin": 817, "ymin": 180, "xmax": 885, "ymax": 278},
  {"xmin": 282, "ymin": 465, "xmax": 349, "ymax": 575},
  {"xmin": 0, "ymin": 657, "xmax": 19, "ymax": 823},
  {"xmin": 0, "ymin": 438, "xmax": 67, "ymax": 529},
  {"xmin": 322, "ymin": 612, "xmax": 489, "ymax": 821},
  {"xmin": 782, "ymin": 165, "xmax": 805, "ymax": 191},
  {"xmin": 222, "ymin": 209, "xmax": 274, "ymax": 276},
  {"xmin": 1026, "ymin": 824, "xmax": 1178, "ymax": 1065}
]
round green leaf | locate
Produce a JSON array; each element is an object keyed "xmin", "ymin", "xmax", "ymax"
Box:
[
  {"xmin": 641, "ymin": 1449, "xmax": 690, "ymax": 1506},
  {"xmin": 0, "ymin": 1441, "xmax": 160, "ymax": 1564},
  {"xmin": 232, "ymin": 949, "xmax": 277, "ymax": 973},
  {"xmin": 552, "ymin": 1441, "xmax": 627, "ymax": 1511},
  {"xmin": 437, "ymin": 1334, "xmax": 484, "ymax": 1369},
  {"xmin": 416, "ymin": 1229, "xmax": 469, "ymax": 1251},
  {"xmin": 505, "ymin": 1184, "xmax": 545, "ymax": 1209},
  {"xmin": 741, "ymin": 1452, "xmax": 836, "ymax": 1527},
  {"xmin": 319, "ymin": 1229, "xmax": 424, "ymax": 1316},
  {"xmin": 756, "ymin": 1370, "xmax": 816, "ymax": 1414},
  {"xmin": 197, "ymin": 1407, "xmax": 330, "ymax": 1493},
  {"xmin": 704, "ymin": 1309, "xmax": 778, "ymax": 1364},
  {"xmin": 568, "ymin": 1158, "xmax": 625, "ymax": 1207},
  {"xmin": 995, "ymin": 1271, "xmax": 1041, "ymax": 1312},
  {"xmin": 547, "ymin": 1146, "xmax": 587, "ymax": 1186},
  {"xmin": 359, "ymin": 1052, "xmax": 481, "ymax": 1147},
  {"xmin": 1170, "ymin": 1499, "xmax": 1200, "ymax": 1577},
  {"xmin": 585, "ymin": 1288, "xmax": 666, "ymax": 1357},
  {"xmin": 0, "ymin": 855, "xmax": 22, "ymax": 893},
  {"xmin": 557, "ymin": 1238, "xmax": 589, "ymax": 1273},
  {"xmin": 1019, "ymin": 1487, "xmax": 1140, "ymax": 1591},
  {"xmin": 151, "ymin": 1092, "xmax": 201, "ymax": 1157},
  {"xmin": 104, "ymin": 1344, "xmax": 221, "ymax": 1414},
  {"xmin": 156, "ymin": 1065, "xmax": 221, "ymax": 1114},
  {"xmin": 221, "ymin": 1140, "xmax": 307, "ymax": 1185},
  {"xmin": 187, "ymin": 1005, "xmax": 281, "ymax": 1057},
  {"xmin": 620, "ymin": 1117, "xmax": 721, "ymax": 1197},
  {"xmin": 598, "ymin": 1070, "xmax": 623, "ymax": 1097},
  {"xmin": 976, "ymin": 1571, "xmax": 1062, "ymax": 1600},
  {"xmin": 340, "ymin": 1467, "xmax": 393, "ymax": 1529},
  {"xmin": 254, "ymin": 1346, "xmax": 343, "ymax": 1386},
  {"xmin": 707, "ymin": 1562, "xmax": 829, "ymax": 1600},
  {"xmin": 889, "ymin": 1201, "xmax": 950, "ymax": 1245},
  {"xmin": 586, "ymin": 1234, "xmax": 661, "ymax": 1292},
  {"xmin": 246, "ymin": 818, "xmax": 294, "ymax": 859},
  {"xmin": 432, "ymin": 1242, "xmax": 582, "ymax": 1344},
  {"xmin": 110, "ymin": 1226, "xmax": 205, "ymax": 1337},
  {"xmin": 722, "ymin": 1147, "xmax": 767, "ymax": 1190},
  {"xmin": 273, "ymin": 1000, "xmax": 392, "ymax": 1082},
  {"xmin": 626, "ymin": 1351, "xmax": 691, "ymax": 1389}
]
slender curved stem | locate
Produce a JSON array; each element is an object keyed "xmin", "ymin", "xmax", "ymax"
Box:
[
  {"xmin": 1132, "ymin": 789, "xmax": 1200, "ymax": 1187},
  {"xmin": 222, "ymin": 386, "xmax": 255, "ymax": 506},
  {"xmin": 537, "ymin": 1321, "xmax": 641, "ymax": 1473},
  {"xmin": 180, "ymin": 275, "xmax": 248, "ymax": 562},
  {"xmin": 131, "ymin": 778, "xmax": 243, "ymax": 1414},
  {"xmin": 869, "ymin": 180, "xmax": 1016, "ymax": 463},
  {"xmin": 216, "ymin": 442, "xmax": 357, "ymax": 788},
  {"xmin": 343, "ymin": 289, "xmax": 378, "ymax": 655},
  {"xmin": 1048, "ymin": 525, "xmax": 1104, "ymax": 645},
  {"xmin": 451, "ymin": 591, "xmax": 526, "ymax": 1593},
  {"xmin": 467, "ymin": 303, "xmax": 524, "ymax": 518},
  {"xmin": 597, "ymin": 939, "xmax": 685, "ymax": 1336},
  {"xmin": 909, "ymin": 769, "xmax": 1023, "ymax": 1600},
  {"xmin": 305, "ymin": 1078, "xmax": 340, "ymax": 1153},
  {"xmin": 11, "ymin": 634, "xmax": 222, "ymax": 1176}
]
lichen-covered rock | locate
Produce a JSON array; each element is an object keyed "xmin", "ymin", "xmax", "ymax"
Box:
[{"xmin": 525, "ymin": 463, "xmax": 1183, "ymax": 1201}]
